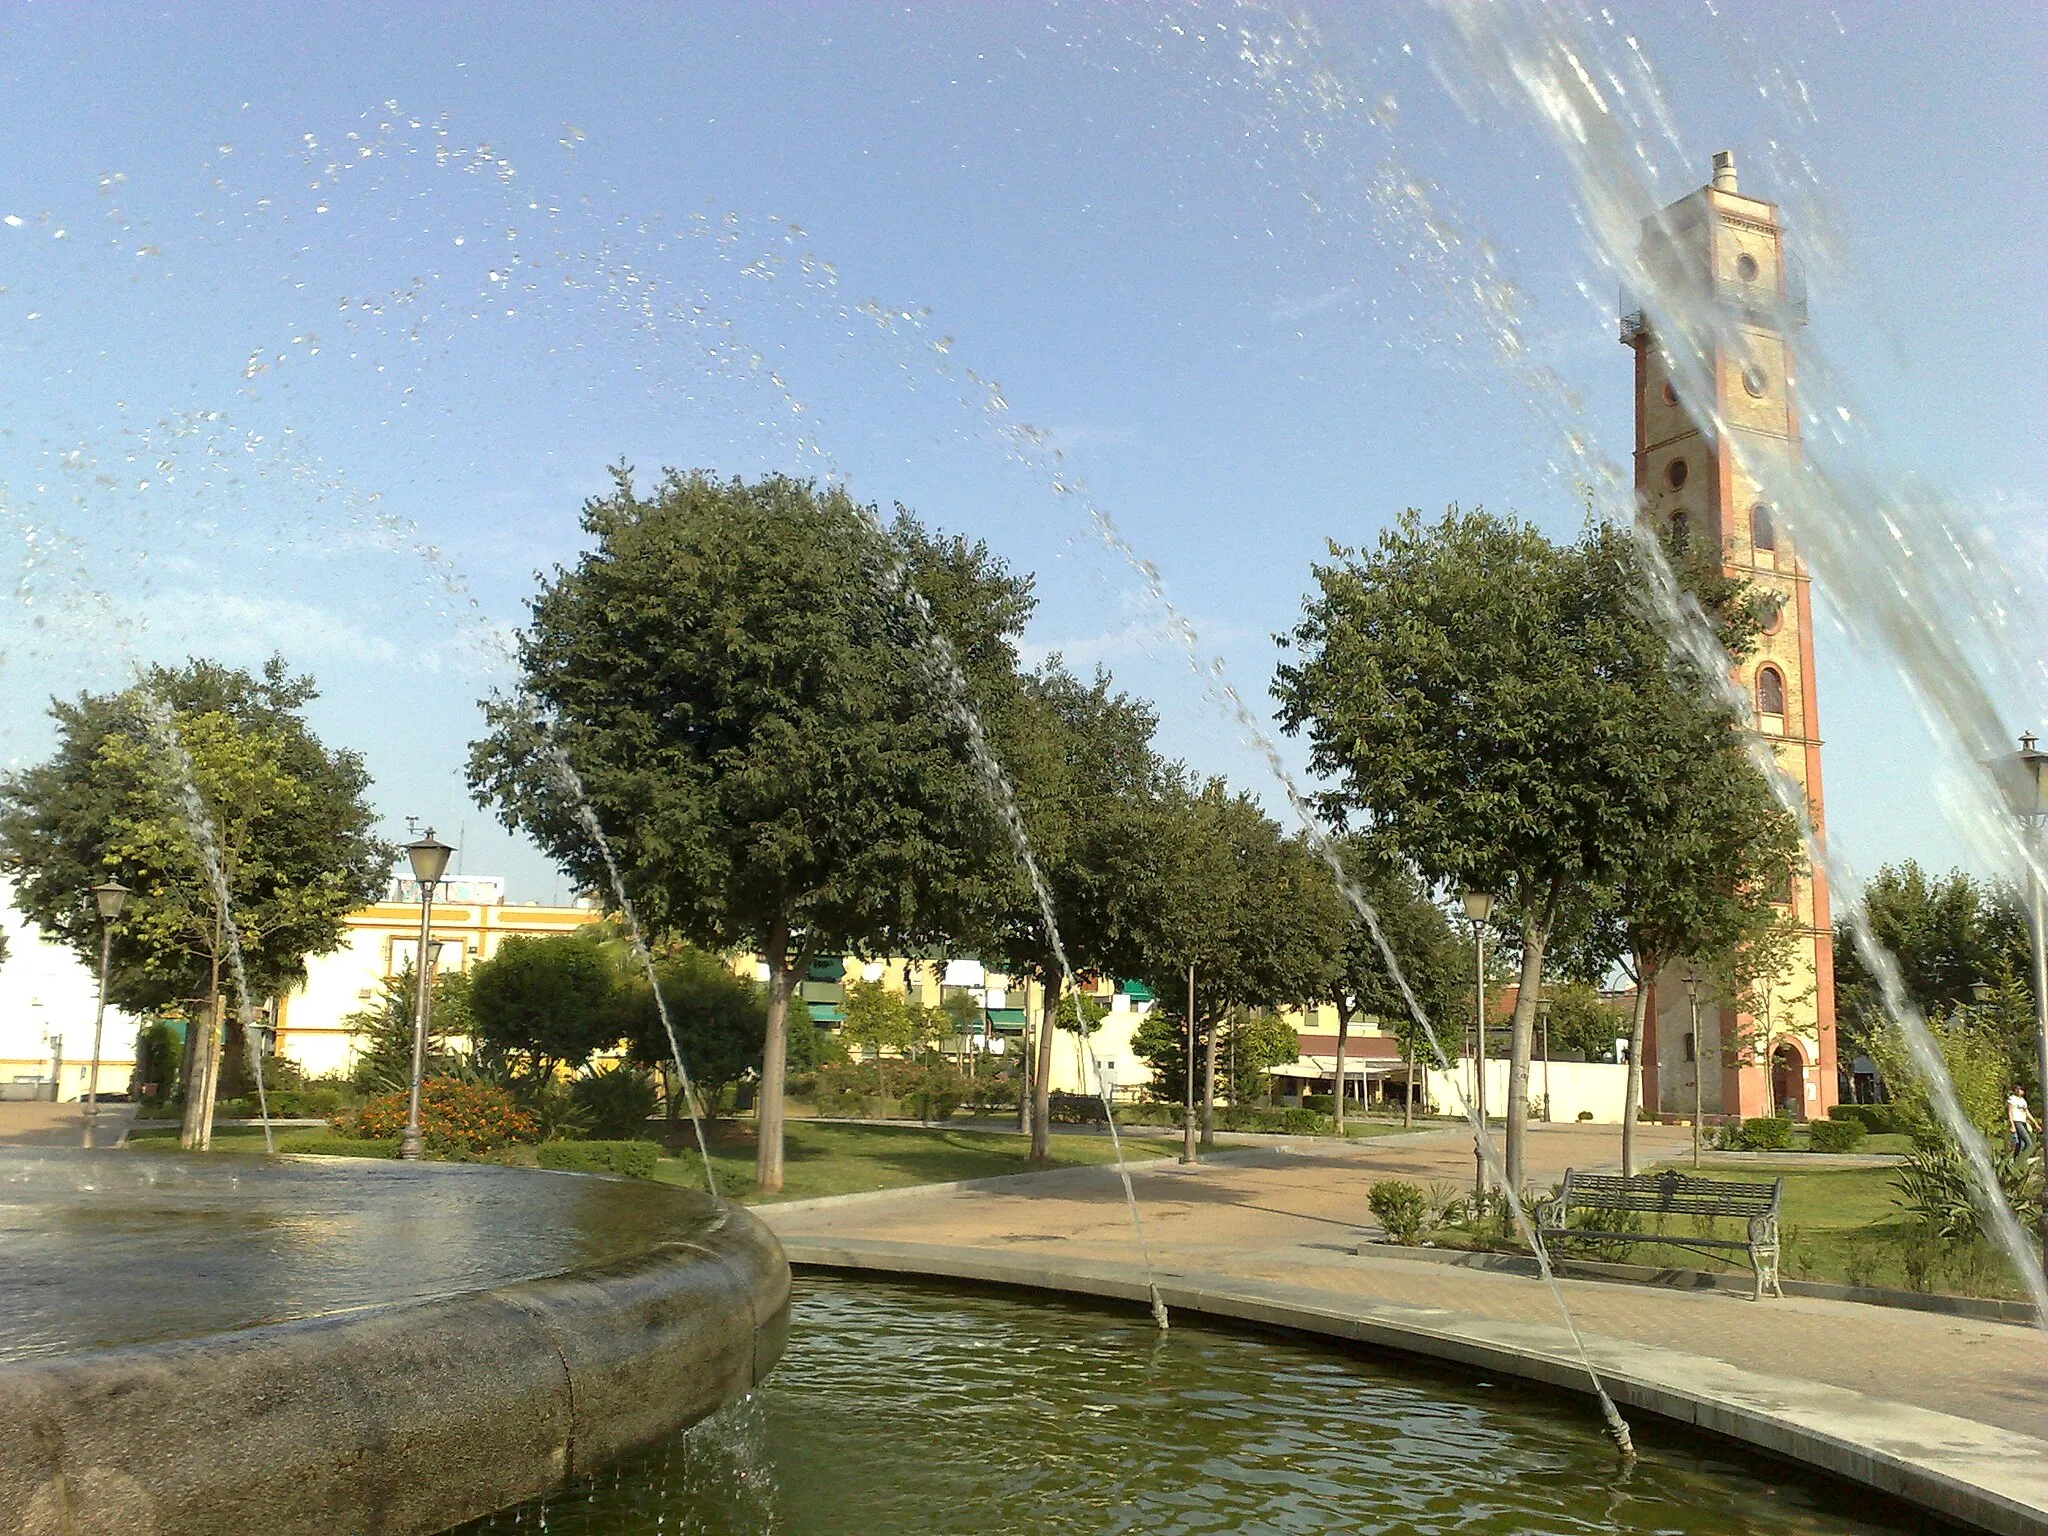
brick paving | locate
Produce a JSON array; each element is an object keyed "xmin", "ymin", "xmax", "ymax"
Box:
[{"xmin": 763, "ymin": 1122, "xmax": 2048, "ymax": 1440}]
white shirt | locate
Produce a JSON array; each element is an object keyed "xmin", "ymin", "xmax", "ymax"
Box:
[{"xmin": 2010, "ymin": 1092, "xmax": 2033, "ymax": 1128}]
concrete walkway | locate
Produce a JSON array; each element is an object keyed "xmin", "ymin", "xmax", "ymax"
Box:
[
  {"xmin": 0, "ymin": 1101, "xmax": 135, "ymax": 1147},
  {"xmin": 762, "ymin": 1122, "xmax": 2048, "ymax": 1533}
]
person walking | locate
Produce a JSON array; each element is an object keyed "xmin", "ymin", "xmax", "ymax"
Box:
[{"xmin": 2008, "ymin": 1086, "xmax": 2037, "ymax": 1154}]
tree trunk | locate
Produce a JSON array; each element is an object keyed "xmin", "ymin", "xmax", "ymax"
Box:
[
  {"xmin": 1030, "ymin": 972, "xmax": 1057, "ymax": 1165},
  {"xmin": 1200, "ymin": 1014, "xmax": 1219, "ymax": 1148},
  {"xmin": 176, "ymin": 1002, "xmax": 204, "ymax": 1147},
  {"xmin": 1504, "ymin": 906, "xmax": 1552, "ymax": 1202},
  {"xmin": 1622, "ymin": 953, "xmax": 1655, "ymax": 1177},
  {"xmin": 755, "ymin": 928, "xmax": 802, "ymax": 1195},
  {"xmin": 197, "ymin": 990, "xmax": 227, "ymax": 1150},
  {"xmin": 1332, "ymin": 999, "xmax": 1351, "ymax": 1135}
]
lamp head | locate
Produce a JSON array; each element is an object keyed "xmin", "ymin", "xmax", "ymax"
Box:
[
  {"xmin": 1971, "ymin": 980, "xmax": 1995, "ymax": 1003},
  {"xmin": 1460, "ymin": 890, "xmax": 1495, "ymax": 923},
  {"xmin": 92, "ymin": 878, "xmax": 130, "ymax": 920},
  {"xmin": 405, "ymin": 829, "xmax": 455, "ymax": 887}
]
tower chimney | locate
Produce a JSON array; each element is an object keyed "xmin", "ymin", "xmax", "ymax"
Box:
[{"xmin": 1711, "ymin": 151, "xmax": 1738, "ymax": 193}]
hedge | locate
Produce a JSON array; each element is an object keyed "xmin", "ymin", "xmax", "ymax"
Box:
[
  {"xmin": 1828, "ymin": 1103, "xmax": 1903, "ymax": 1136},
  {"xmin": 1738, "ymin": 1116, "xmax": 1793, "ymax": 1151},
  {"xmin": 274, "ymin": 1133, "xmax": 399, "ymax": 1159},
  {"xmin": 536, "ymin": 1140, "xmax": 660, "ymax": 1179},
  {"xmin": 1805, "ymin": 1118, "xmax": 1867, "ymax": 1153}
]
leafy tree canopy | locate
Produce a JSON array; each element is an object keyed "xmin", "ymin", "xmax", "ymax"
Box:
[
  {"xmin": 0, "ymin": 656, "xmax": 389, "ymax": 1011},
  {"xmin": 469, "ymin": 932, "xmax": 621, "ymax": 1081},
  {"xmin": 612, "ymin": 944, "xmax": 768, "ymax": 1112}
]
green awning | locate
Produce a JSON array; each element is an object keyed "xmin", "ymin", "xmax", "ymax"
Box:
[
  {"xmin": 807, "ymin": 955, "xmax": 847, "ymax": 982},
  {"xmin": 1118, "ymin": 979, "xmax": 1154, "ymax": 1002},
  {"xmin": 806, "ymin": 1003, "xmax": 843, "ymax": 1024},
  {"xmin": 986, "ymin": 1007, "xmax": 1027, "ymax": 1034}
]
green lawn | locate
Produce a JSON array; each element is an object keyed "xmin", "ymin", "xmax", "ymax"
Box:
[
  {"xmin": 652, "ymin": 1118, "xmax": 1173, "ymax": 1204},
  {"xmin": 1613, "ymin": 1161, "xmax": 2031, "ymax": 1301}
]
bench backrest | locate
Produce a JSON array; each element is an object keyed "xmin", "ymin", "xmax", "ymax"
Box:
[{"xmin": 1556, "ymin": 1168, "xmax": 1780, "ymax": 1220}]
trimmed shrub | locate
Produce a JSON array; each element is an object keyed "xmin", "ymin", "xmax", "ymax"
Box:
[
  {"xmin": 570, "ymin": 1063, "xmax": 660, "ymax": 1140},
  {"xmin": 1576, "ymin": 1110, "xmax": 1595, "ymax": 1122},
  {"xmin": 1739, "ymin": 1116, "xmax": 1794, "ymax": 1151},
  {"xmin": 1829, "ymin": 1103, "xmax": 1902, "ymax": 1136},
  {"xmin": 1276, "ymin": 1107, "xmax": 1325, "ymax": 1136},
  {"xmin": 1368, "ymin": 1179, "xmax": 1430, "ymax": 1244},
  {"xmin": 344, "ymin": 1078, "xmax": 538, "ymax": 1156},
  {"xmin": 536, "ymin": 1139, "xmax": 660, "ymax": 1178},
  {"xmin": 1806, "ymin": 1118, "xmax": 1867, "ymax": 1153},
  {"xmin": 275, "ymin": 1132, "xmax": 398, "ymax": 1158},
  {"xmin": 1302, "ymin": 1094, "xmax": 1336, "ymax": 1115}
]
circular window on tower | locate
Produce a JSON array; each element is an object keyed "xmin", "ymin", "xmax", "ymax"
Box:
[
  {"xmin": 1661, "ymin": 379, "xmax": 1679, "ymax": 406},
  {"xmin": 1742, "ymin": 363, "xmax": 1768, "ymax": 397},
  {"xmin": 1735, "ymin": 252, "xmax": 1760, "ymax": 282},
  {"xmin": 1666, "ymin": 458, "xmax": 1689, "ymax": 490},
  {"xmin": 1759, "ymin": 591, "xmax": 1785, "ymax": 634}
]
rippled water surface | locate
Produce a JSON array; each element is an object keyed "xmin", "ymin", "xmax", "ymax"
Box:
[
  {"xmin": 0, "ymin": 1149, "xmax": 711, "ymax": 1359},
  {"xmin": 459, "ymin": 1279, "xmax": 1912, "ymax": 1536}
]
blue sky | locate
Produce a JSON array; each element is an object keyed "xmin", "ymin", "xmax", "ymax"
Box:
[{"xmin": 0, "ymin": 2, "xmax": 2040, "ymax": 902}]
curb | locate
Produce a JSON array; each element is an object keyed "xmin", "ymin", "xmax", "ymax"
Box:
[
  {"xmin": 1352, "ymin": 1241, "xmax": 2042, "ymax": 1326},
  {"xmin": 779, "ymin": 1236, "xmax": 2048, "ymax": 1536}
]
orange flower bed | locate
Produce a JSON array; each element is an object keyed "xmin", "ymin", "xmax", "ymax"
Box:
[{"xmin": 341, "ymin": 1078, "xmax": 539, "ymax": 1155}]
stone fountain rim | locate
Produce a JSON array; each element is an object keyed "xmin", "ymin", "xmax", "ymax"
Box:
[{"xmin": 0, "ymin": 1167, "xmax": 790, "ymax": 1536}]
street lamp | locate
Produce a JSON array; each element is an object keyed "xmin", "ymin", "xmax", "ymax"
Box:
[
  {"xmin": 1461, "ymin": 889, "xmax": 1495, "ymax": 1201},
  {"xmin": 1684, "ymin": 962, "xmax": 1703, "ymax": 1171},
  {"xmin": 399, "ymin": 829, "xmax": 454, "ymax": 1163},
  {"xmin": 2001, "ymin": 732, "xmax": 2048, "ymax": 1271},
  {"xmin": 81, "ymin": 878, "xmax": 129, "ymax": 1149},
  {"xmin": 1538, "ymin": 994, "xmax": 1553, "ymax": 1123}
]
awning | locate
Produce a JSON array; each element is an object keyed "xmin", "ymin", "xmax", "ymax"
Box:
[
  {"xmin": 1269, "ymin": 1055, "xmax": 1408, "ymax": 1080},
  {"xmin": 1118, "ymin": 979, "xmax": 1154, "ymax": 1001},
  {"xmin": 806, "ymin": 1003, "xmax": 843, "ymax": 1024},
  {"xmin": 986, "ymin": 1007, "xmax": 1027, "ymax": 1034}
]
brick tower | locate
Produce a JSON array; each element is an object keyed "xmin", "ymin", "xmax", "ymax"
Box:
[{"xmin": 1624, "ymin": 152, "xmax": 1838, "ymax": 1123}]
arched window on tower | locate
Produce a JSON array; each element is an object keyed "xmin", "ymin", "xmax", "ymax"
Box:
[
  {"xmin": 1752, "ymin": 503, "xmax": 1777, "ymax": 563},
  {"xmin": 1756, "ymin": 665, "xmax": 1787, "ymax": 731}
]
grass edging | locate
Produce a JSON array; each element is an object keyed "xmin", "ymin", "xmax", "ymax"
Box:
[{"xmin": 1351, "ymin": 1240, "xmax": 2041, "ymax": 1327}]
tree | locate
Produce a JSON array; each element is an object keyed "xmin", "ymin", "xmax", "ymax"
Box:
[
  {"xmin": 841, "ymin": 978, "xmax": 938, "ymax": 1090},
  {"xmin": 1554, "ymin": 522, "xmax": 1803, "ymax": 1171},
  {"xmin": 0, "ymin": 657, "xmax": 389, "ymax": 1148},
  {"xmin": 1835, "ymin": 861, "xmax": 2035, "ymax": 1094},
  {"xmin": 469, "ymin": 933, "xmax": 621, "ymax": 1083},
  {"xmin": 980, "ymin": 662, "xmax": 1169, "ymax": 1163},
  {"xmin": 345, "ymin": 966, "xmax": 474, "ymax": 1093},
  {"xmin": 468, "ymin": 469, "xmax": 1025, "ymax": 1192},
  {"xmin": 1276, "ymin": 509, "xmax": 1678, "ymax": 1194},
  {"xmin": 613, "ymin": 946, "xmax": 768, "ymax": 1118},
  {"xmin": 1316, "ymin": 838, "xmax": 1462, "ymax": 1132},
  {"xmin": 1221, "ymin": 1010, "xmax": 1304, "ymax": 1104},
  {"xmin": 1128, "ymin": 779, "xmax": 1341, "ymax": 1151}
]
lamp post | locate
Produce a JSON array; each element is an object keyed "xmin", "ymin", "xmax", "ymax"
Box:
[
  {"xmin": 2003, "ymin": 732, "xmax": 2048, "ymax": 1270},
  {"xmin": 1539, "ymin": 995, "xmax": 1553, "ymax": 1123},
  {"xmin": 81, "ymin": 878, "xmax": 130, "ymax": 1149},
  {"xmin": 1181, "ymin": 962, "xmax": 1197, "ymax": 1166},
  {"xmin": 399, "ymin": 829, "xmax": 454, "ymax": 1163},
  {"xmin": 1462, "ymin": 890, "xmax": 1495, "ymax": 1200},
  {"xmin": 1684, "ymin": 962, "xmax": 1703, "ymax": 1171}
]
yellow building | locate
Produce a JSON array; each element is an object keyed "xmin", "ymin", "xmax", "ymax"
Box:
[
  {"xmin": 275, "ymin": 877, "xmax": 601, "ymax": 1077},
  {"xmin": 1624, "ymin": 151, "xmax": 1837, "ymax": 1121}
]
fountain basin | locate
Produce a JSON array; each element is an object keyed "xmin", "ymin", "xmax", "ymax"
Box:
[{"xmin": 0, "ymin": 1150, "xmax": 788, "ymax": 1536}]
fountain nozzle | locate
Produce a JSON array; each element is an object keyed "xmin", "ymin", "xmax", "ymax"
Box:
[{"xmin": 1711, "ymin": 151, "xmax": 1738, "ymax": 193}]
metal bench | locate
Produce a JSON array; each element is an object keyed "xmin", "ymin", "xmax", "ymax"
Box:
[{"xmin": 1537, "ymin": 1167, "xmax": 1784, "ymax": 1300}]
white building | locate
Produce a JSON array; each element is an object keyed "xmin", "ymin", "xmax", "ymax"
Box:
[{"xmin": 0, "ymin": 887, "xmax": 140, "ymax": 1102}]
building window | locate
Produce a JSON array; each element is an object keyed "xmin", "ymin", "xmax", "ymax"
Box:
[
  {"xmin": 1751, "ymin": 502, "xmax": 1777, "ymax": 552},
  {"xmin": 1756, "ymin": 665, "xmax": 1787, "ymax": 719},
  {"xmin": 1735, "ymin": 252, "xmax": 1760, "ymax": 282},
  {"xmin": 1742, "ymin": 363, "xmax": 1767, "ymax": 398},
  {"xmin": 1684, "ymin": 1032, "xmax": 1696, "ymax": 1063},
  {"xmin": 1666, "ymin": 457, "xmax": 1688, "ymax": 490}
]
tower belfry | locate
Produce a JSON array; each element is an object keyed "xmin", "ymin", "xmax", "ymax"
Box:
[{"xmin": 1624, "ymin": 151, "xmax": 1838, "ymax": 1123}]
